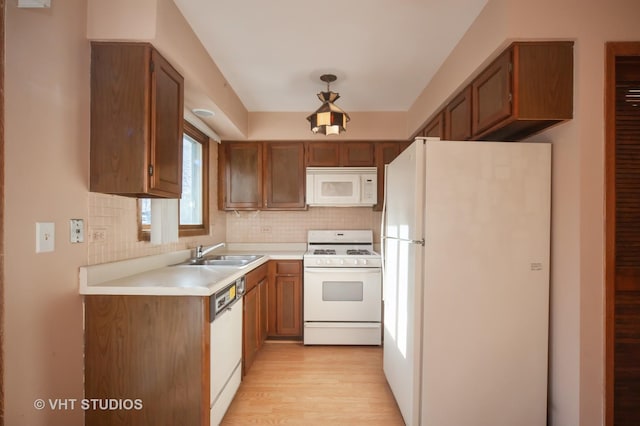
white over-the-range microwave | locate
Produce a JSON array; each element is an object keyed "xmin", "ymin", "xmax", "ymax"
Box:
[{"xmin": 305, "ymin": 167, "xmax": 377, "ymax": 207}]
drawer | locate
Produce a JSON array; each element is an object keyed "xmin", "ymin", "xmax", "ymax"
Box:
[
  {"xmin": 245, "ymin": 263, "xmax": 268, "ymax": 292},
  {"xmin": 276, "ymin": 261, "xmax": 301, "ymax": 275}
]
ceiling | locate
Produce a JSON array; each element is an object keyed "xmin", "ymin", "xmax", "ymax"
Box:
[{"xmin": 173, "ymin": 0, "xmax": 488, "ymax": 113}]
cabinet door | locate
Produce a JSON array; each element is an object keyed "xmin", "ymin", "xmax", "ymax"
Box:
[
  {"xmin": 275, "ymin": 275, "xmax": 302, "ymax": 336},
  {"xmin": 340, "ymin": 142, "xmax": 375, "ymax": 166},
  {"xmin": 306, "ymin": 142, "xmax": 340, "ymax": 166},
  {"xmin": 90, "ymin": 42, "xmax": 184, "ymax": 198},
  {"xmin": 264, "ymin": 142, "xmax": 305, "ymax": 209},
  {"xmin": 242, "ymin": 287, "xmax": 258, "ymax": 375},
  {"xmin": 220, "ymin": 142, "xmax": 263, "ymax": 210},
  {"xmin": 374, "ymin": 142, "xmax": 403, "ymax": 211},
  {"xmin": 472, "ymin": 50, "xmax": 512, "ymax": 137},
  {"xmin": 445, "ymin": 86, "xmax": 472, "ymax": 141},
  {"xmin": 149, "ymin": 48, "xmax": 184, "ymax": 197},
  {"xmin": 85, "ymin": 296, "xmax": 207, "ymax": 425},
  {"xmin": 258, "ymin": 277, "xmax": 268, "ymax": 345},
  {"xmin": 423, "ymin": 111, "xmax": 445, "ymax": 138}
]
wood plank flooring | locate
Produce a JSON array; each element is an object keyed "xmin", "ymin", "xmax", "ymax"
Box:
[{"xmin": 221, "ymin": 342, "xmax": 405, "ymax": 425}]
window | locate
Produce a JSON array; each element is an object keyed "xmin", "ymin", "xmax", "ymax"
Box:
[{"xmin": 139, "ymin": 121, "xmax": 210, "ymax": 239}]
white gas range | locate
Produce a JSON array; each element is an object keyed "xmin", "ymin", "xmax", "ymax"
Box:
[{"xmin": 303, "ymin": 230, "xmax": 382, "ymax": 345}]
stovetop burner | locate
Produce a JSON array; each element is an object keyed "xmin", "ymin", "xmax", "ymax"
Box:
[
  {"xmin": 304, "ymin": 230, "xmax": 382, "ymax": 268},
  {"xmin": 313, "ymin": 249, "xmax": 337, "ymax": 255},
  {"xmin": 346, "ymin": 249, "xmax": 372, "ymax": 255}
]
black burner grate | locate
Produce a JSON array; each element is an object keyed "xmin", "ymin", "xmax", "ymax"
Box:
[
  {"xmin": 346, "ymin": 249, "xmax": 372, "ymax": 255},
  {"xmin": 313, "ymin": 249, "xmax": 337, "ymax": 255}
]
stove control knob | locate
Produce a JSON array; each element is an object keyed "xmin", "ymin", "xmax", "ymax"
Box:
[
  {"xmin": 354, "ymin": 259, "xmax": 359, "ymax": 265},
  {"xmin": 340, "ymin": 259, "xmax": 345, "ymax": 265},
  {"xmin": 316, "ymin": 259, "xmax": 322, "ymax": 265},
  {"xmin": 362, "ymin": 259, "xmax": 368, "ymax": 265}
]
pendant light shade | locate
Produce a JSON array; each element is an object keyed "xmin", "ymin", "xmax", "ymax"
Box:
[{"xmin": 306, "ymin": 74, "xmax": 350, "ymax": 135}]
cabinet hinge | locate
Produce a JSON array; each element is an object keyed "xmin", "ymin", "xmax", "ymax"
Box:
[
  {"xmin": 150, "ymin": 60, "xmax": 155, "ymax": 73},
  {"xmin": 508, "ymin": 62, "xmax": 513, "ymax": 73},
  {"xmin": 508, "ymin": 93, "xmax": 513, "ymax": 103},
  {"xmin": 149, "ymin": 165, "xmax": 154, "ymax": 176}
]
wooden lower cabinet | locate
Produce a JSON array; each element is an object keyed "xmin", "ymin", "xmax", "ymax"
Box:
[
  {"xmin": 84, "ymin": 295, "xmax": 209, "ymax": 425},
  {"xmin": 267, "ymin": 260, "xmax": 303, "ymax": 339},
  {"xmin": 243, "ymin": 263, "xmax": 268, "ymax": 375},
  {"xmin": 242, "ymin": 286, "xmax": 259, "ymax": 375}
]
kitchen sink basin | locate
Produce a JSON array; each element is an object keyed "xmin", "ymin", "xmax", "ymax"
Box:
[{"xmin": 181, "ymin": 254, "xmax": 263, "ymax": 267}]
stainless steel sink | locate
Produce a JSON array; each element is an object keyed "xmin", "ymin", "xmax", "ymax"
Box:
[{"xmin": 181, "ymin": 254, "xmax": 263, "ymax": 267}]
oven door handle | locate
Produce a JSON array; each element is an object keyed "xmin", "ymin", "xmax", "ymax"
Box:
[{"xmin": 304, "ymin": 267, "xmax": 381, "ymax": 274}]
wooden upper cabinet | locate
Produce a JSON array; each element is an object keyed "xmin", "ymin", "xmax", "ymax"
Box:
[
  {"xmin": 374, "ymin": 142, "xmax": 405, "ymax": 211},
  {"xmin": 472, "ymin": 41, "xmax": 574, "ymax": 141},
  {"xmin": 423, "ymin": 111, "xmax": 445, "ymax": 139},
  {"xmin": 340, "ymin": 142, "xmax": 375, "ymax": 166},
  {"xmin": 472, "ymin": 50, "xmax": 512, "ymax": 137},
  {"xmin": 219, "ymin": 141, "xmax": 306, "ymax": 211},
  {"xmin": 445, "ymin": 86, "xmax": 472, "ymax": 141},
  {"xmin": 415, "ymin": 41, "xmax": 574, "ymax": 144},
  {"xmin": 306, "ymin": 141, "xmax": 375, "ymax": 166},
  {"xmin": 219, "ymin": 142, "xmax": 263, "ymax": 210},
  {"xmin": 90, "ymin": 42, "xmax": 184, "ymax": 198},
  {"xmin": 264, "ymin": 142, "xmax": 305, "ymax": 209},
  {"xmin": 306, "ymin": 142, "xmax": 340, "ymax": 166}
]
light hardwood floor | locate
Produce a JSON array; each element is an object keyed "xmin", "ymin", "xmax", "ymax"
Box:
[{"xmin": 221, "ymin": 342, "xmax": 405, "ymax": 425}]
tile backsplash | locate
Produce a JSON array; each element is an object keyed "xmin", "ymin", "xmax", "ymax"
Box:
[
  {"xmin": 88, "ymin": 195, "xmax": 381, "ymax": 265},
  {"xmin": 88, "ymin": 192, "xmax": 226, "ymax": 265},
  {"xmin": 225, "ymin": 207, "xmax": 383, "ymax": 243}
]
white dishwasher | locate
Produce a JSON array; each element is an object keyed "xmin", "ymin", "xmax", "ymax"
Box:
[{"xmin": 210, "ymin": 277, "xmax": 244, "ymax": 426}]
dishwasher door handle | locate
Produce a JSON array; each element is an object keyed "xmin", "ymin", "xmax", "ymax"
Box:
[{"xmin": 211, "ymin": 296, "xmax": 241, "ymax": 322}]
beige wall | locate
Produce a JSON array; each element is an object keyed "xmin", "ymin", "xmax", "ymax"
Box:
[
  {"xmin": 407, "ymin": 0, "xmax": 640, "ymax": 425},
  {"xmin": 87, "ymin": 0, "xmax": 249, "ymax": 140},
  {"xmin": 5, "ymin": 1, "xmax": 89, "ymax": 425}
]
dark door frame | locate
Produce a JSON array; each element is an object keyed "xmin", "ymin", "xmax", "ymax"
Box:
[
  {"xmin": 0, "ymin": 0, "xmax": 5, "ymax": 426},
  {"xmin": 1, "ymin": 0, "xmax": 5, "ymax": 424},
  {"xmin": 605, "ymin": 41, "xmax": 640, "ymax": 426}
]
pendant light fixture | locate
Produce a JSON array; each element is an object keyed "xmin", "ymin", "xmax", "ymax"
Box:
[{"xmin": 306, "ymin": 74, "xmax": 350, "ymax": 135}]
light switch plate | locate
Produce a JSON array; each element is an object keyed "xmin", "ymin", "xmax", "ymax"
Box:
[
  {"xmin": 36, "ymin": 222, "xmax": 55, "ymax": 253},
  {"xmin": 70, "ymin": 219, "xmax": 84, "ymax": 243}
]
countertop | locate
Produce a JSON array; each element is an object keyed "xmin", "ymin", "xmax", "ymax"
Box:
[{"xmin": 79, "ymin": 243, "xmax": 306, "ymax": 297}]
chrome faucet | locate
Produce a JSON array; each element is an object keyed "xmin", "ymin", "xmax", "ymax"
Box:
[{"xmin": 195, "ymin": 242, "xmax": 226, "ymax": 259}]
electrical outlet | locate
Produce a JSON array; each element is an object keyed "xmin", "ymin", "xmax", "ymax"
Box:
[
  {"xmin": 261, "ymin": 226, "xmax": 272, "ymax": 233},
  {"xmin": 91, "ymin": 229, "xmax": 107, "ymax": 243},
  {"xmin": 70, "ymin": 219, "xmax": 84, "ymax": 243},
  {"xmin": 36, "ymin": 222, "xmax": 55, "ymax": 253}
]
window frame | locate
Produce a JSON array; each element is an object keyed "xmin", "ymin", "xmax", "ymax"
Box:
[{"xmin": 138, "ymin": 120, "xmax": 210, "ymax": 240}]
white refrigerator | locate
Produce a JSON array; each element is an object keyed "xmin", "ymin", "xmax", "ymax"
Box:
[{"xmin": 381, "ymin": 138, "xmax": 551, "ymax": 426}]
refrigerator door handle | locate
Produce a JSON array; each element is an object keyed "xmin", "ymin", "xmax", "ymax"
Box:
[
  {"xmin": 381, "ymin": 236, "xmax": 425, "ymax": 246},
  {"xmin": 380, "ymin": 164, "xmax": 389, "ymax": 276}
]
